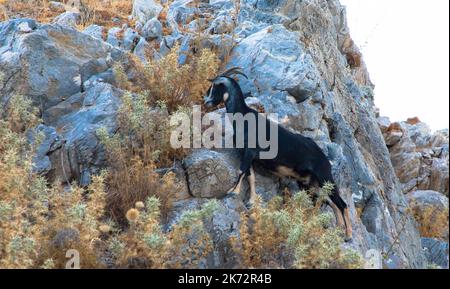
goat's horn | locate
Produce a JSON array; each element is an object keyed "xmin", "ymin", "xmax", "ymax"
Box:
[{"xmin": 219, "ymin": 66, "xmax": 249, "ymax": 79}]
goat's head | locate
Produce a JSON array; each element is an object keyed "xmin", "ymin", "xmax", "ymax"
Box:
[{"xmin": 204, "ymin": 67, "xmax": 248, "ymax": 108}]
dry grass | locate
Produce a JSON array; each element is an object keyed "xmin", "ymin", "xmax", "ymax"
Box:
[
  {"xmin": 410, "ymin": 203, "xmax": 449, "ymax": 240},
  {"xmin": 0, "ymin": 0, "xmax": 133, "ymax": 30}
]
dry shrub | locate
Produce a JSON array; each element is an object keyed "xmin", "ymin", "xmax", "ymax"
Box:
[
  {"xmin": 0, "ymin": 0, "xmax": 133, "ymax": 29},
  {"xmin": 111, "ymin": 197, "xmax": 218, "ymax": 268},
  {"xmin": 35, "ymin": 174, "xmax": 109, "ymax": 268},
  {"xmin": 232, "ymin": 184, "xmax": 363, "ymax": 269},
  {"xmin": 100, "ymin": 45, "xmax": 219, "ymax": 222},
  {"xmin": 0, "ymin": 0, "xmax": 60, "ymax": 23},
  {"xmin": 97, "ymin": 92, "xmax": 184, "ymax": 223},
  {"xmin": 2, "ymin": 94, "xmax": 41, "ymax": 133},
  {"xmin": 410, "ymin": 203, "xmax": 449, "ymax": 240},
  {"xmin": 0, "ymin": 99, "xmax": 214, "ymax": 269},
  {"xmin": 0, "ymin": 95, "xmax": 105, "ymax": 268},
  {"xmin": 145, "ymin": 44, "xmax": 219, "ymax": 112},
  {"xmin": 113, "ymin": 45, "xmax": 219, "ymax": 113},
  {"xmin": 112, "ymin": 62, "xmax": 133, "ymax": 91},
  {"xmin": 0, "ymin": 95, "xmax": 41, "ymax": 268}
]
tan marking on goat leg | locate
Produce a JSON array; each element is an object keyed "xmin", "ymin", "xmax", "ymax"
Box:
[
  {"xmin": 327, "ymin": 197, "xmax": 345, "ymax": 229},
  {"xmin": 228, "ymin": 171, "xmax": 245, "ymax": 196},
  {"xmin": 276, "ymin": 166, "xmax": 301, "ymax": 179},
  {"xmin": 343, "ymin": 207, "xmax": 353, "ymax": 241},
  {"xmin": 247, "ymin": 166, "xmax": 257, "ymax": 205}
]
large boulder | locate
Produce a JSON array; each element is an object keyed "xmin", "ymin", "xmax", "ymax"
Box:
[
  {"xmin": 0, "ymin": 19, "xmax": 124, "ymax": 185},
  {"xmin": 407, "ymin": 190, "xmax": 449, "ymax": 240},
  {"xmin": 132, "ymin": 0, "xmax": 163, "ymax": 24},
  {"xmin": 39, "ymin": 83, "xmax": 122, "ymax": 185},
  {"xmin": 183, "ymin": 149, "xmax": 238, "ymax": 199},
  {"xmin": 0, "ymin": 19, "xmax": 122, "ymax": 110},
  {"xmin": 228, "ymin": 25, "xmax": 321, "ymax": 114},
  {"xmin": 142, "ymin": 18, "xmax": 163, "ymax": 40}
]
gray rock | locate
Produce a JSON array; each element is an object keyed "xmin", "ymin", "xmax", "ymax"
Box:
[
  {"xmin": 406, "ymin": 122, "xmax": 432, "ymax": 148},
  {"xmin": 205, "ymin": 196, "xmax": 246, "ymax": 268},
  {"xmin": 430, "ymin": 158, "xmax": 449, "ymax": 195},
  {"xmin": 183, "ymin": 149, "xmax": 238, "ymax": 199},
  {"xmin": 46, "ymin": 83, "xmax": 123, "ymax": 185},
  {"xmin": 43, "ymin": 92, "xmax": 84, "ymax": 125},
  {"xmin": 17, "ymin": 21, "xmax": 34, "ymax": 33},
  {"xmin": 168, "ymin": 0, "xmax": 201, "ymax": 26},
  {"xmin": 142, "ymin": 18, "xmax": 163, "ymax": 40},
  {"xmin": 422, "ymin": 238, "xmax": 449, "ymax": 269},
  {"xmin": 228, "ymin": 25, "xmax": 321, "ymax": 105},
  {"xmin": 132, "ymin": 0, "xmax": 163, "ymax": 24},
  {"xmin": 133, "ymin": 37, "xmax": 153, "ymax": 62},
  {"xmin": 27, "ymin": 125, "xmax": 64, "ymax": 174},
  {"xmin": 79, "ymin": 58, "xmax": 110, "ymax": 87},
  {"xmin": 83, "ymin": 69, "xmax": 116, "ymax": 91},
  {"xmin": 106, "ymin": 27, "xmax": 123, "ymax": 47},
  {"xmin": 377, "ymin": 117, "xmax": 391, "ymax": 133},
  {"xmin": 0, "ymin": 19, "xmax": 122, "ymax": 111},
  {"xmin": 380, "ymin": 119, "xmax": 449, "ymax": 196},
  {"xmin": 208, "ymin": 15, "xmax": 233, "ymax": 34},
  {"xmin": 122, "ymin": 28, "xmax": 140, "ymax": 51},
  {"xmin": 407, "ymin": 190, "xmax": 449, "ymax": 239},
  {"xmin": 49, "ymin": 1, "xmax": 66, "ymax": 10},
  {"xmin": 51, "ymin": 228, "xmax": 80, "ymax": 249},
  {"xmin": 83, "ymin": 24, "xmax": 104, "ymax": 39},
  {"xmin": 53, "ymin": 12, "xmax": 80, "ymax": 29}
]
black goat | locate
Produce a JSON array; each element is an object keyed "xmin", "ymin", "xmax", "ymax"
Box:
[{"xmin": 204, "ymin": 67, "xmax": 353, "ymax": 241}]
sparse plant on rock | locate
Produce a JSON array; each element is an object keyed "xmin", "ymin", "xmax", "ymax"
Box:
[{"xmin": 232, "ymin": 186, "xmax": 363, "ymax": 269}]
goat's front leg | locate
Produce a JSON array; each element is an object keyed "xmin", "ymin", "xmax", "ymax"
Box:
[
  {"xmin": 227, "ymin": 171, "xmax": 246, "ymax": 197},
  {"xmin": 227, "ymin": 149, "xmax": 256, "ymax": 199},
  {"xmin": 247, "ymin": 166, "xmax": 257, "ymax": 206}
]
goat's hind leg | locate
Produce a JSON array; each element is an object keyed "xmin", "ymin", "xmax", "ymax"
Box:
[
  {"xmin": 326, "ymin": 197, "xmax": 346, "ymax": 231},
  {"xmin": 329, "ymin": 193, "xmax": 353, "ymax": 242}
]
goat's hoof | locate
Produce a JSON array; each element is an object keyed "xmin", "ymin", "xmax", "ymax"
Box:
[
  {"xmin": 226, "ymin": 191, "xmax": 239, "ymax": 198},
  {"xmin": 245, "ymin": 199, "xmax": 256, "ymax": 209},
  {"xmin": 344, "ymin": 237, "xmax": 353, "ymax": 243}
]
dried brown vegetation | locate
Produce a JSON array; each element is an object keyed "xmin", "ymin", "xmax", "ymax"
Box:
[
  {"xmin": 232, "ymin": 185, "xmax": 363, "ymax": 269},
  {"xmin": 0, "ymin": 0, "xmax": 133, "ymax": 29}
]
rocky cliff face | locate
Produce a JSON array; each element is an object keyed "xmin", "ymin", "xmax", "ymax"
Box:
[{"xmin": 1, "ymin": 0, "xmax": 448, "ymax": 268}]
